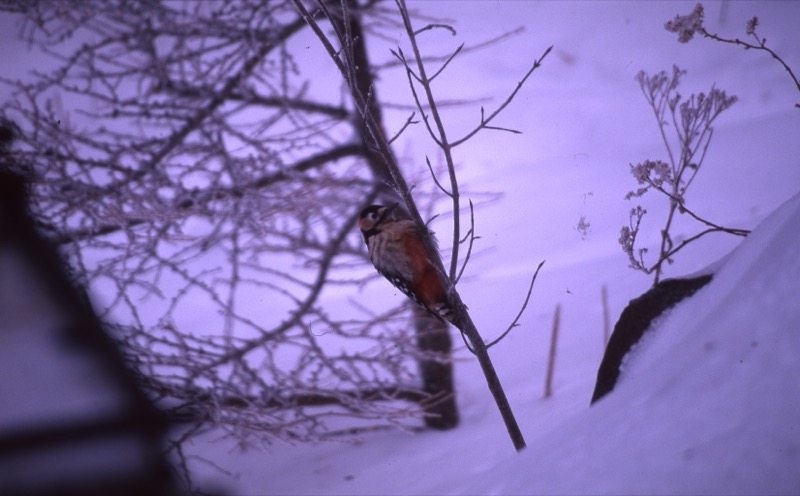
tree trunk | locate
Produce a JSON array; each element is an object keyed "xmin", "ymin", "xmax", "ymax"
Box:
[
  {"xmin": 413, "ymin": 307, "xmax": 459, "ymax": 429},
  {"xmin": 332, "ymin": 1, "xmax": 459, "ymax": 429}
]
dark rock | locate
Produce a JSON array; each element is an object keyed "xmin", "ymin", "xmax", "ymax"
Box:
[{"xmin": 591, "ymin": 274, "xmax": 713, "ymax": 404}]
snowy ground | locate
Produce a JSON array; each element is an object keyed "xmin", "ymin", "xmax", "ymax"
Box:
[
  {"xmin": 183, "ymin": 196, "xmax": 800, "ymax": 496},
  {"xmin": 185, "ymin": 193, "xmax": 800, "ymax": 495},
  {"xmin": 178, "ymin": 2, "xmax": 800, "ymax": 495}
]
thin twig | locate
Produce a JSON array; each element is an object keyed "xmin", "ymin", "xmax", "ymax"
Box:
[
  {"xmin": 391, "ymin": 47, "xmax": 442, "ymax": 147},
  {"xmin": 451, "ymin": 45, "xmax": 552, "ymax": 147},
  {"xmin": 454, "ymin": 199, "xmax": 476, "ymax": 284},
  {"xmin": 430, "ymin": 43, "xmax": 464, "ymax": 82},
  {"xmin": 486, "ymin": 260, "xmax": 545, "ymax": 349},
  {"xmin": 701, "ymin": 28, "xmax": 800, "ymax": 98},
  {"xmin": 424, "ymin": 156, "xmax": 452, "ymax": 197},
  {"xmin": 648, "ymin": 180, "xmax": 749, "ymax": 235},
  {"xmin": 376, "ymin": 27, "xmax": 525, "ymax": 72},
  {"xmin": 414, "ymin": 23, "xmax": 457, "ymax": 37},
  {"xmin": 388, "ymin": 111, "xmax": 418, "ymax": 144}
]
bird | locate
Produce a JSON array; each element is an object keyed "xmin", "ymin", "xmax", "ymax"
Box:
[{"xmin": 357, "ymin": 204, "xmax": 457, "ymax": 326}]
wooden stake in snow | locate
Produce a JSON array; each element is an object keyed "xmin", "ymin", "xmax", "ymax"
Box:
[{"xmin": 544, "ymin": 303, "xmax": 561, "ymax": 399}]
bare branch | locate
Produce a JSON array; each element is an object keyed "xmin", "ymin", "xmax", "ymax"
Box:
[
  {"xmin": 429, "ymin": 42, "xmax": 464, "ymax": 82},
  {"xmin": 486, "ymin": 260, "xmax": 545, "ymax": 349},
  {"xmin": 393, "ymin": 0, "xmax": 548, "ymax": 452},
  {"xmin": 387, "ymin": 111, "xmax": 419, "ymax": 144},
  {"xmin": 414, "ymin": 23, "xmax": 457, "ymax": 36},
  {"xmin": 451, "ymin": 45, "xmax": 552, "ymax": 147},
  {"xmin": 664, "ymin": 3, "xmax": 799, "ymax": 108},
  {"xmin": 453, "ymin": 198, "xmax": 475, "ymax": 284},
  {"xmin": 424, "ymin": 155, "xmax": 452, "ymax": 197}
]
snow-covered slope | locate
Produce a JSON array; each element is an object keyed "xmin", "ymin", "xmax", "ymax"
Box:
[{"xmin": 463, "ymin": 191, "xmax": 800, "ymax": 495}]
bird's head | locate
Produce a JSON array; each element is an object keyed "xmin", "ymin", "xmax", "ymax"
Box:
[{"xmin": 357, "ymin": 203, "xmax": 398, "ymax": 234}]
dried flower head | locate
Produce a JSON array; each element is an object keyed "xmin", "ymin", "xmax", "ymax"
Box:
[
  {"xmin": 665, "ymin": 3, "xmax": 705, "ymax": 43},
  {"xmin": 746, "ymin": 16, "xmax": 759, "ymax": 36},
  {"xmin": 618, "ymin": 226, "xmax": 633, "ymax": 252},
  {"xmin": 632, "ymin": 160, "xmax": 672, "ymax": 187}
]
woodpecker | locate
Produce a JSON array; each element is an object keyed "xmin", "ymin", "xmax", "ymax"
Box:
[{"xmin": 358, "ymin": 204, "xmax": 457, "ymax": 326}]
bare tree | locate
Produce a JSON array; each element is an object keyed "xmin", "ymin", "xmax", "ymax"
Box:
[
  {"xmin": 1, "ymin": 0, "xmax": 548, "ymax": 470},
  {"xmin": 2, "ymin": 0, "xmax": 442, "ymax": 447}
]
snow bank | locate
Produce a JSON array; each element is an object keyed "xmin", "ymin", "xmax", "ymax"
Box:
[{"xmin": 465, "ymin": 191, "xmax": 800, "ymax": 495}]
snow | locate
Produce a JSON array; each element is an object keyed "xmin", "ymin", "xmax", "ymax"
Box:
[
  {"xmin": 467, "ymin": 191, "xmax": 800, "ymax": 496},
  {"xmin": 184, "ymin": 190, "xmax": 800, "ymax": 496}
]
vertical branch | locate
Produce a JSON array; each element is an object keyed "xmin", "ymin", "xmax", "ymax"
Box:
[
  {"xmin": 224, "ymin": 214, "xmax": 241, "ymax": 342},
  {"xmin": 394, "ymin": 0, "xmax": 535, "ymax": 452},
  {"xmin": 543, "ymin": 303, "xmax": 561, "ymax": 399},
  {"xmin": 395, "ymin": 0, "xmax": 462, "ymax": 281},
  {"xmin": 654, "ymin": 201, "xmax": 678, "ymax": 285},
  {"xmin": 601, "ymin": 285, "xmax": 610, "ymax": 346}
]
